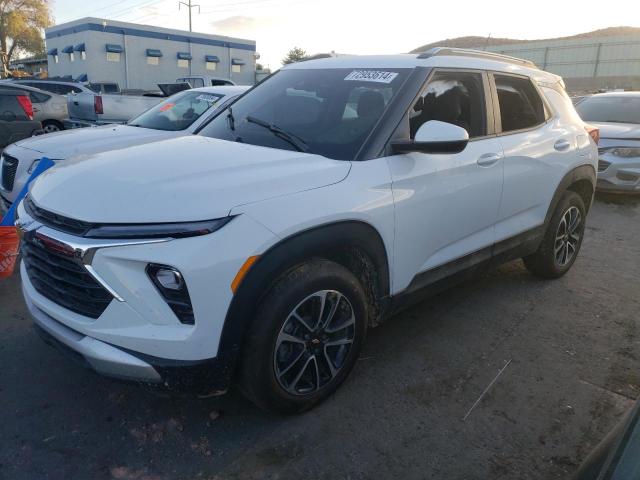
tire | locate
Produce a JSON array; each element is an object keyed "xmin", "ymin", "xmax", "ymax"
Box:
[
  {"xmin": 42, "ymin": 120, "xmax": 63, "ymax": 133},
  {"xmin": 523, "ymin": 191, "xmax": 586, "ymax": 279},
  {"xmin": 239, "ymin": 259, "xmax": 368, "ymax": 414}
]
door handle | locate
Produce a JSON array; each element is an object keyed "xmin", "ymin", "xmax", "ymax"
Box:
[
  {"xmin": 477, "ymin": 153, "xmax": 502, "ymax": 167},
  {"xmin": 554, "ymin": 139, "xmax": 571, "ymax": 151}
]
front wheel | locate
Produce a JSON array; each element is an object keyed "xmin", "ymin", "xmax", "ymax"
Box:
[
  {"xmin": 523, "ymin": 191, "xmax": 586, "ymax": 278},
  {"xmin": 239, "ymin": 259, "xmax": 368, "ymax": 414}
]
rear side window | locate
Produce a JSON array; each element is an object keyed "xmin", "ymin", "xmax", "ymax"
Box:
[
  {"xmin": 29, "ymin": 91, "xmax": 50, "ymax": 103},
  {"xmin": 494, "ymin": 74, "xmax": 546, "ymax": 132},
  {"xmin": 103, "ymin": 84, "xmax": 119, "ymax": 93}
]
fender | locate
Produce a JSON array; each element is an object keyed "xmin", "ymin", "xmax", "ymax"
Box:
[
  {"xmin": 544, "ymin": 164, "xmax": 596, "ymax": 228},
  {"xmin": 217, "ymin": 220, "xmax": 391, "ymax": 372}
]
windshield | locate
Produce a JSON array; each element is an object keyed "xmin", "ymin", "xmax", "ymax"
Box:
[
  {"xmin": 129, "ymin": 90, "xmax": 224, "ymax": 131},
  {"xmin": 198, "ymin": 68, "xmax": 411, "ymax": 160},
  {"xmin": 576, "ymin": 96, "xmax": 640, "ymax": 124}
]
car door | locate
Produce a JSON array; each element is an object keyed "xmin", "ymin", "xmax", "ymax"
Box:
[
  {"xmin": 490, "ymin": 73, "xmax": 579, "ymax": 245},
  {"xmin": 386, "ymin": 69, "xmax": 505, "ymax": 293}
]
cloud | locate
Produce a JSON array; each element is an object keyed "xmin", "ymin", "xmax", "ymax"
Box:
[{"xmin": 210, "ymin": 15, "xmax": 277, "ymax": 35}]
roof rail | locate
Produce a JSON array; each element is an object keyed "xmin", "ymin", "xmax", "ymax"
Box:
[{"xmin": 416, "ymin": 47, "xmax": 537, "ymax": 68}]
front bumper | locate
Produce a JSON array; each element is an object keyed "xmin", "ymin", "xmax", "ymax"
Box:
[
  {"xmin": 597, "ymin": 153, "xmax": 640, "ymax": 193},
  {"xmin": 17, "ymin": 201, "xmax": 277, "ymax": 391},
  {"xmin": 27, "ymin": 283, "xmax": 235, "ymax": 394}
]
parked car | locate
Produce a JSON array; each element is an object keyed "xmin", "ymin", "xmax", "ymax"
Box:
[
  {"xmin": 575, "ymin": 92, "xmax": 640, "ymax": 193},
  {"xmin": 0, "ymin": 88, "xmax": 41, "ymax": 150},
  {"xmin": 17, "ymin": 49, "xmax": 598, "ymax": 413},
  {"xmin": 0, "ymin": 82, "xmax": 68, "ymax": 133},
  {"xmin": 0, "ymin": 85, "xmax": 248, "ymax": 209},
  {"xmin": 7, "ymin": 78, "xmax": 90, "ymax": 96}
]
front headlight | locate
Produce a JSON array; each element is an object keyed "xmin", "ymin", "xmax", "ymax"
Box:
[
  {"xmin": 84, "ymin": 217, "xmax": 233, "ymax": 239},
  {"xmin": 610, "ymin": 147, "xmax": 640, "ymax": 158}
]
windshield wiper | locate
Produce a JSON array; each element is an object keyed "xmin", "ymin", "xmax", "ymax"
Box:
[{"xmin": 246, "ymin": 115, "xmax": 310, "ymax": 153}]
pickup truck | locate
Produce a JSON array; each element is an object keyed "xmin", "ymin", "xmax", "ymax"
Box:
[{"xmin": 64, "ymin": 83, "xmax": 191, "ymax": 129}]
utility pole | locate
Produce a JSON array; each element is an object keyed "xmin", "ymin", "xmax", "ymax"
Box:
[{"xmin": 179, "ymin": 0, "xmax": 200, "ymax": 32}]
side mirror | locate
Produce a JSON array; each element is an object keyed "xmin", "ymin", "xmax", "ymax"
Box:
[{"xmin": 391, "ymin": 120, "xmax": 469, "ymax": 154}]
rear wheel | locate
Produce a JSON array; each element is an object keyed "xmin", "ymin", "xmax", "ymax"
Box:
[
  {"xmin": 239, "ymin": 259, "xmax": 367, "ymax": 414},
  {"xmin": 42, "ymin": 120, "xmax": 63, "ymax": 133},
  {"xmin": 524, "ymin": 191, "xmax": 586, "ymax": 278}
]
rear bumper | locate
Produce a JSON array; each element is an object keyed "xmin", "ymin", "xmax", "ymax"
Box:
[{"xmin": 26, "ymin": 282, "xmax": 234, "ymax": 394}]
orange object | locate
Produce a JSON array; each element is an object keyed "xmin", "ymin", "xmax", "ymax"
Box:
[
  {"xmin": 584, "ymin": 124, "xmax": 600, "ymax": 145},
  {"xmin": 231, "ymin": 255, "xmax": 259, "ymax": 293},
  {"xmin": 0, "ymin": 226, "xmax": 20, "ymax": 279}
]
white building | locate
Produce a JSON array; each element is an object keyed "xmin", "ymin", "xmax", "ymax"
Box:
[{"xmin": 45, "ymin": 18, "xmax": 257, "ymax": 89}]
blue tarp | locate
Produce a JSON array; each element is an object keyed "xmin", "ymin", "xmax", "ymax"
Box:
[{"xmin": 0, "ymin": 157, "xmax": 55, "ymax": 226}]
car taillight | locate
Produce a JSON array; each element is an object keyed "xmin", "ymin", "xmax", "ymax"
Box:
[
  {"xmin": 94, "ymin": 95, "xmax": 104, "ymax": 115},
  {"xmin": 585, "ymin": 124, "xmax": 599, "ymax": 145},
  {"xmin": 16, "ymin": 95, "xmax": 33, "ymax": 120}
]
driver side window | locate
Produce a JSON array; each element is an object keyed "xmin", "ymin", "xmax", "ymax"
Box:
[{"xmin": 410, "ymin": 71, "xmax": 486, "ymax": 139}]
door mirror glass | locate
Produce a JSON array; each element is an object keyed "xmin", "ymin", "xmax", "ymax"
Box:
[{"xmin": 392, "ymin": 120, "xmax": 469, "ymax": 154}]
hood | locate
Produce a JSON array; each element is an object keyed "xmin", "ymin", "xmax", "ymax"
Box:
[
  {"xmin": 590, "ymin": 122, "xmax": 640, "ymax": 141},
  {"xmin": 14, "ymin": 125, "xmax": 179, "ymax": 159},
  {"xmin": 29, "ymin": 136, "xmax": 351, "ymax": 223}
]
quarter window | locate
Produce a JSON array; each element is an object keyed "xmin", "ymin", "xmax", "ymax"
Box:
[
  {"xmin": 409, "ymin": 71, "xmax": 486, "ymax": 139},
  {"xmin": 494, "ymin": 74, "xmax": 546, "ymax": 133}
]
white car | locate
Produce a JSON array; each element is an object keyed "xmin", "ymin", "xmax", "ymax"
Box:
[
  {"xmin": 574, "ymin": 92, "xmax": 640, "ymax": 193},
  {"xmin": 17, "ymin": 49, "xmax": 598, "ymax": 413},
  {"xmin": 0, "ymin": 85, "xmax": 249, "ymax": 209}
]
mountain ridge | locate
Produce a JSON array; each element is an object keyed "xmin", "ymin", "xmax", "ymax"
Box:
[{"xmin": 410, "ymin": 26, "xmax": 640, "ymax": 53}]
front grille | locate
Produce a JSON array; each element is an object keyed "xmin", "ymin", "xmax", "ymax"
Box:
[
  {"xmin": 22, "ymin": 232, "xmax": 113, "ymax": 318},
  {"xmin": 25, "ymin": 196, "xmax": 94, "ymax": 236},
  {"xmin": 1, "ymin": 153, "xmax": 19, "ymax": 191},
  {"xmin": 598, "ymin": 159, "xmax": 611, "ymax": 172}
]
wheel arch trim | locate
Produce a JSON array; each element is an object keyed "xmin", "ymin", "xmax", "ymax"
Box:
[
  {"xmin": 545, "ymin": 164, "xmax": 596, "ymax": 227},
  {"xmin": 217, "ymin": 220, "xmax": 391, "ymax": 369}
]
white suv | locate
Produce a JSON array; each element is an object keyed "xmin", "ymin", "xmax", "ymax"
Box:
[{"xmin": 17, "ymin": 49, "xmax": 598, "ymax": 413}]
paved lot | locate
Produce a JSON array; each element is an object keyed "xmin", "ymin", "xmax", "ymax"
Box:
[{"xmin": 1, "ymin": 195, "xmax": 639, "ymax": 480}]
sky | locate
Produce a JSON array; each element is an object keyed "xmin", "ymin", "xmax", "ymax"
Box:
[{"xmin": 52, "ymin": 0, "xmax": 640, "ymax": 69}]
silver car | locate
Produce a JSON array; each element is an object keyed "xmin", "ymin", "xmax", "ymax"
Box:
[
  {"xmin": 575, "ymin": 92, "xmax": 640, "ymax": 194},
  {"xmin": 0, "ymin": 82, "xmax": 68, "ymax": 133}
]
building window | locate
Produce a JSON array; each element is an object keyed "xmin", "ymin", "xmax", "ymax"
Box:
[
  {"xmin": 206, "ymin": 61, "xmax": 217, "ymax": 71},
  {"xmin": 178, "ymin": 58, "xmax": 189, "ymax": 68},
  {"xmin": 232, "ymin": 64, "xmax": 241, "ymax": 73},
  {"xmin": 147, "ymin": 56, "xmax": 159, "ymax": 66},
  {"xmin": 81, "ymin": 51, "xmax": 86, "ymax": 60},
  {"xmin": 53, "ymin": 55, "xmax": 59, "ymax": 64},
  {"xmin": 107, "ymin": 52, "xmax": 121, "ymax": 62},
  {"xmin": 69, "ymin": 52, "xmax": 75, "ymax": 62}
]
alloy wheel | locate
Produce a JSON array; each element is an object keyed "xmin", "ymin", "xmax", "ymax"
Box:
[
  {"xmin": 43, "ymin": 123, "xmax": 61, "ymax": 133},
  {"xmin": 273, "ymin": 290, "xmax": 356, "ymax": 396},
  {"xmin": 554, "ymin": 206, "xmax": 582, "ymax": 267}
]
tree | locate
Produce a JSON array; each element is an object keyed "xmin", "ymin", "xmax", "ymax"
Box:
[
  {"xmin": 0, "ymin": 0, "xmax": 52, "ymax": 77},
  {"xmin": 281, "ymin": 47, "xmax": 306, "ymax": 65}
]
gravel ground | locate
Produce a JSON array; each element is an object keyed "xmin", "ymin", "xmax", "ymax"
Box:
[{"xmin": 1, "ymin": 194, "xmax": 639, "ymax": 480}]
